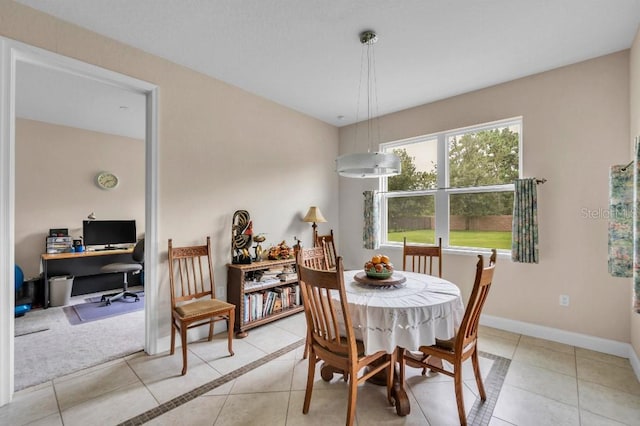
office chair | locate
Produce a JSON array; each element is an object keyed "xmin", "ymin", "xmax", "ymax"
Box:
[{"xmin": 100, "ymin": 239, "xmax": 144, "ymax": 306}]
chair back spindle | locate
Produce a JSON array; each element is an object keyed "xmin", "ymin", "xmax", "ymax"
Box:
[{"xmin": 402, "ymin": 237, "xmax": 443, "ymax": 277}]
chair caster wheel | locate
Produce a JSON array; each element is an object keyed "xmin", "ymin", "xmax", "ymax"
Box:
[
  {"xmin": 391, "ymin": 384, "xmax": 410, "ymax": 416},
  {"xmin": 320, "ymin": 365, "xmax": 334, "ymax": 381},
  {"xmin": 105, "ymin": 299, "xmax": 111, "ymax": 306},
  {"xmin": 135, "ymin": 297, "xmax": 140, "ymax": 302}
]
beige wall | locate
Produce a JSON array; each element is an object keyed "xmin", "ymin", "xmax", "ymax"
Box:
[
  {"xmin": 15, "ymin": 118, "xmax": 145, "ymax": 278},
  {"xmin": 340, "ymin": 51, "xmax": 632, "ymax": 343},
  {"xmin": 1, "ymin": 2, "xmax": 339, "ymax": 344},
  {"xmin": 630, "ymin": 27, "xmax": 640, "ymax": 359}
]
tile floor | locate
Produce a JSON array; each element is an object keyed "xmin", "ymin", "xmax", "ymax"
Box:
[{"xmin": 2, "ymin": 312, "xmax": 640, "ymax": 425}]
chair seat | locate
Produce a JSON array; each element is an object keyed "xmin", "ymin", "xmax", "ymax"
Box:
[
  {"xmin": 101, "ymin": 263, "xmax": 143, "ymax": 274},
  {"xmin": 318, "ymin": 338, "xmax": 365, "ymax": 357},
  {"xmin": 175, "ymin": 298, "xmax": 234, "ymax": 319}
]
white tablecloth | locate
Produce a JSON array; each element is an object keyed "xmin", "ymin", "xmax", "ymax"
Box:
[{"xmin": 336, "ymin": 270, "xmax": 464, "ymax": 355}]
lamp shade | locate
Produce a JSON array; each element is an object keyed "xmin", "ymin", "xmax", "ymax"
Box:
[
  {"xmin": 303, "ymin": 206, "xmax": 327, "ymax": 223},
  {"xmin": 336, "ymin": 152, "xmax": 401, "ymax": 178}
]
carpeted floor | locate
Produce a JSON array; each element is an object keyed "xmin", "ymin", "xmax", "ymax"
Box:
[
  {"xmin": 13, "ymin": 291, "xmax": 144, "ymax": 391},
  {"xmin": 63, "ymin": 293, "xmax": 144, "ymax": 325}
]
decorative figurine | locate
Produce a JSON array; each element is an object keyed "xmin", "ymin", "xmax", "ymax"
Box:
[
  {"xmin": 253, "ymin": 234, "xmax": 266, "ymax": 261},
  {"xmin": 231, "ymin": 210, "xmax": 253, "ymax": 264}
]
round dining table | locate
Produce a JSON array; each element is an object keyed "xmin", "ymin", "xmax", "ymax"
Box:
[
  {"xmin": 339, "ymin": 269, "xmax": 464, "ymax": 355},
  {"xmin": 324, "ymin": 269, "xmax": 465, "ymax": 416}
]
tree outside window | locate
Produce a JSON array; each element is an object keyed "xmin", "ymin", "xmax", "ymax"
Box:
[{"xmin": 382, "ymin": 119, "xmax": 521, "ymax": 250}]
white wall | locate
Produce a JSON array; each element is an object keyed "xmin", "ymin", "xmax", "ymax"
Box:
[{"xmin": 339, "ymin": 51, "xmax": 632, "ymax": 344}]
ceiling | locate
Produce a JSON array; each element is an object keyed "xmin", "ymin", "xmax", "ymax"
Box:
[{"xmin": 13, "ymin": 0, "xmax": 640, "ymax": 136}]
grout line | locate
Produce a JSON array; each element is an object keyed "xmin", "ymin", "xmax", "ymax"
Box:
[
  {"xmin": 466, "ymin": 351, "xmax": 511, "ymax": 426},
  {"xmin": 117, "ymin": 338, "xmax": 306, "ymax": 426}
]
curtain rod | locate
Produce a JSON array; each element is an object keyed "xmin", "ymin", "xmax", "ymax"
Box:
[
  {"xmin": 364, "ymin": 177, "xmax": 547, "ymax": 195},
  {"xmin": 621, "ymin": 161, "xmax": 634, "ymax": 171}
]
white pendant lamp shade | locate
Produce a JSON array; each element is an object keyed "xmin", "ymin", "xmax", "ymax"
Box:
[
  {"xmin": 336, "ymin": 152, "xmax": 401, "ymax": 178},
  {"xmin": 337, "ymin": 30, "xmax": 401, "ymax": 179}
]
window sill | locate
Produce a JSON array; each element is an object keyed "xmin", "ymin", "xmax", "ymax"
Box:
[{"xmin": 378, "ymin": 243, "xmax": 510, "ymax": 260}]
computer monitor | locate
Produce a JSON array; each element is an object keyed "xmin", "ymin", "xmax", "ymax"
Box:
[{"xmin": 82, "ymin": 220, "xmax": 137, "ymax": 249}]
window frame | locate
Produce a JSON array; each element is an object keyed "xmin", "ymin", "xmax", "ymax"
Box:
[{"xmin": 380, "ymin": 117, "xmax": 523, "ymax": 253}]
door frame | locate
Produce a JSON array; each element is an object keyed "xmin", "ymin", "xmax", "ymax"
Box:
[{"xmin": 0, "ymin": 36, "xmax": 159, "ymax": 406}]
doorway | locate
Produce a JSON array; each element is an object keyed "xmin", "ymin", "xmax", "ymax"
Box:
[{"xmin": 0, "ymin": 36, "xmax": 159, "ymax": 406}]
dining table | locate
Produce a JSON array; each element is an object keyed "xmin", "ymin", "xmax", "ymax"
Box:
[{"xmin": 323, "ymin": 269, "xmax": 465, "ymax": 416}]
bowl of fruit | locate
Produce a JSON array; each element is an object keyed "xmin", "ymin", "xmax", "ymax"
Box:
[{"xmin": 364, "ymin": 254, "xmax": 395, "ymax": 279}]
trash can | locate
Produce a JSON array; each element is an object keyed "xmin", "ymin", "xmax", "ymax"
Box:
[{"xmin": 49, "ymin": 275, "xmax": 74, "ymax": 307}]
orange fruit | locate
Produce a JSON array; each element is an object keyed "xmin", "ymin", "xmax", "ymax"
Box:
[
  {"xmin": 371, "ymin": 255, "xmax": 382, "ymax": 264},
  {"xmin": 380, "ymin": 255, "xmax": 390, "ymax": 264}
]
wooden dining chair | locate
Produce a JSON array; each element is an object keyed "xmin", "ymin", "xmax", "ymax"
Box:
[
  {"xmin": 402, "ymin": 237, "xmax": 443, "ymax": 277},
  {"xmin": 298, "ymin": 256, "xmax": 396, "ymax": 426},
  {"xmin": 315, "ymin": 229, "xmax": 337, "ymax": 270},
  {"xmin": 297, "ymin": 246, "xmax": 329, "ymax": 359},
  {"xmin": 402, "ymin": 249, "xmax": 497, "ymax": 426},
  {"xmin": 168, "ymin": 236, "xmax": 235, "ymax": 375}
]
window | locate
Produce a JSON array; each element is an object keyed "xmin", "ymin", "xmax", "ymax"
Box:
[{"xmin": 380, "ymin": 118, "xmax": 521, "ymax": 251}]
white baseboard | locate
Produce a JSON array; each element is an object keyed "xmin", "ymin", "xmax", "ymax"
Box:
[{"xmin": 481, "ymin": 314, "xmax": 640, "ymax": 382}]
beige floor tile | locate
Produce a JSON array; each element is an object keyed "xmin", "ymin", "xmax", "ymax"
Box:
[
  {"xmin": 271, "ymin": 312, "xmax": 307, "ymax": 338},
  {"xmin": 519, "ymin": 335, "xmax": 575, "ymax": 354},
  {"xmin": 214, "ymin": 391, "xmax": 289, "ymax": 426},
  {"xmin": 512, "ymin": 341, "xmax": 576, "ymax": 376},
  {"xmin": 478, "ymin": 334, "xmax": 519, "ymax": 359},
  {"xmin": 493, "ymin": 384, "xmax": 579, "ymax": 426},
  {"xmin": 25, "ymin": 412, "xmax": 64, "ymax": 425},
  {"xmin": 577, "ymin": 356, "xmax": 640, "ymax": 396},
  {"xmin": 576, "ymin": 347, "xmax": 633, "ymax": 369},
  {"xmin": 231, "ymin": 359, "xmax": 295, "ymax": 394},
  {"xmin": 286, "ymin": 388, "xmax": 350, "ymax": 425},
  {"xmin": 504, "ymin": 360, "xmax": 578, "ymax": 406},
  {"xmin": 205, "ymin": 338, "xmax": 269, "ymax": 375},
  {"xmin": 408, "ymin": 375, "xmax": 478, "ymax": 425},
  {"xmin": 242, "ymin": 323, "xmax": 303, "ymax": 354},
  {"xmin": 0, "ymin": 382, "xmax": 59, "ymax": 426},
  {"xmin": 60, "ymin": 381, "xmax": 157, "ymax": 426},
  {"xmin": 579, "ymin": 409, "xmax": 627, "ymax": 426},
  {"xmin": 53, "ymin": 359, "xmax": 140, "ymax": 411},
  {"xmin": 578, "ymin": 379, "xmax": 640, "ymax": 424},
  {"xmin": 204, "ymin": 378, "xmax": 235, "ymax": 396},
  {"xmin": 146, "ymin": 395, "xmax": 227, "ymax": 426},
  {"xmin": 182, "ymin": 332, "xmax": 237, "ymax": 365},
  {"xmin": 355, "ymin": 382, "xmax": 430, "ymax": 425},
  {"xmin": 127, "ymin": 350, "xmax": 221, "ymax": 404},
  {"xmin": 479, "ymin": 325, "xmax": 521, "ymax": 342},
  {"xmin": 488, "ymin": 417, "xmax": 515, "ymax": 426}
]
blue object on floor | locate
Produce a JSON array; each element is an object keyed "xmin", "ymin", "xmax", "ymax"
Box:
[{"xmin": 14, "ymin": 264, "xmax": 32, "ymax": 317}]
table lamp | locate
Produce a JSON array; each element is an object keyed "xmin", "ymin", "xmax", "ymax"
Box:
[{"xmin": 302, "ymin": 206, "xmax": 327, "ymax": 244}]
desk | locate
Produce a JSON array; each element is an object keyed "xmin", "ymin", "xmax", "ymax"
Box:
[{"xmin": 41, "ymin": 249, "xmax": 135, "ymax": 308}]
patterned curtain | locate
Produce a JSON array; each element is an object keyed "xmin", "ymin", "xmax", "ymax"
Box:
[
  {"xmin": 511, "ymin": 178, "xmax": 539, "ymax": 263},
  {"xmin": 363, "ymin": 190, "xmax": 379, "ymax": 250},
  {"xmin": 633, "ymin": 139, "xmax": 640, "ymax": 313},
  {"xmin": 608, "ymin": 165, "xmax": 633, "ymax": 277}
]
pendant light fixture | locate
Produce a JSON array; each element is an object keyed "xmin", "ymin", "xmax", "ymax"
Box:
[{"xmin": 336, "ymin": 30, "xmax": 401, "ymax": 178}]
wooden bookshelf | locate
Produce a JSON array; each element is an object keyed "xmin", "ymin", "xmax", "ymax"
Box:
[{"xmin": 227, "ymin": 258, "xmax": 303, "ymax": 337}]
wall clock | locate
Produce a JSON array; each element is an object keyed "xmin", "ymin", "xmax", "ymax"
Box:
[{"xmin": 95, "ymin": 171, "xmax": 119, "ymax": 190}]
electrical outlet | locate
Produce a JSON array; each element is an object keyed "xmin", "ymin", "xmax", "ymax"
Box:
[{"xmin": 559, "ymin": 294, "xmax": 570, "ymax": 307}]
